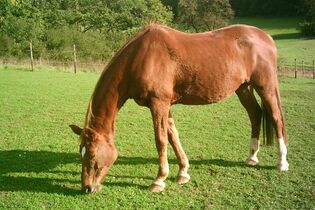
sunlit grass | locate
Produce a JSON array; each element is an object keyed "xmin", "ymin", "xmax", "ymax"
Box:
[{"xmin": 0, "ymin": 66, "xmax": 314, "ymax": 209}]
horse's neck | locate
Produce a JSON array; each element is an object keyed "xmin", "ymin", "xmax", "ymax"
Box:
[{"xmin": 87, "ymin": 70, "xmax": 126, "ymax": 137}]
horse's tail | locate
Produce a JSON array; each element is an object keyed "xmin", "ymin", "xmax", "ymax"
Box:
[
  {"xmin": 262, "ymin": 102, "xmax": 274, "ymax": 146},
  {"xmin": 276, "ymin": 87, "xmax": 288, "ymax": 145},
  {"xmin": 262, "ymin": 87, "xmax": 288, "ymax": 146}
]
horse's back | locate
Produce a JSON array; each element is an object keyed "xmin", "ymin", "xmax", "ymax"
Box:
[{"xmin": 125, "ymin": 24, "xmax": 277, "ymax": 105}]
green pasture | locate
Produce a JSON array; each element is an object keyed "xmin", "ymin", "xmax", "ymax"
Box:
[
  {"xmin": 233, "ymin": 17, "xmax": 315, "ymax": 67},
  {"xmin": 0, "ymin": 66, "xmax": 314, "ymax": 209}
]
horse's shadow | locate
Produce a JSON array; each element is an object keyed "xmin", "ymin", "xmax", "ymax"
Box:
[{"xmin": 0, "ymin": 150, "xmax": 273, "ymax": 195}]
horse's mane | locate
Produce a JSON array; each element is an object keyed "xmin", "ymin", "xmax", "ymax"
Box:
[{"xmin": 84, "ymin": 23, "xmax": 166, "ymax": 128}]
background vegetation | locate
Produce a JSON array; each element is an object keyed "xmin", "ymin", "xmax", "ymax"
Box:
[
  {"xmin": 0, "ymin": 0, "xmax": 173, "ymax": 61},
  {"xmin": 0, "ymin": 0, "xmax": 314, "ymax": 63},
  {"xmin": 299, "ymin": 0, "xmax": 315, "ymax": 36},
  {"xmin": 1, "ymin": 1, "xmax": 314, "ymax": 208}
]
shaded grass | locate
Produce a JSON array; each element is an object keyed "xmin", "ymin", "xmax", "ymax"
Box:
[
  {"xmin": 233, "ymin": 17, "xmax": 315, "ymax": 67},
  {"xmin": 0, "ymin": 67, "xmax": 314, "ymax": 209}
]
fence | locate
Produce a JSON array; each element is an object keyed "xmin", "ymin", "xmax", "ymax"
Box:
[
  {"xmin": 278, "ymin": 59, "xmax": 315, "ymax": 79},
  {"xmin": 1, "ymin": 57, "xmax": 106, "ymax": 73},
  {"xmin": 1, "ymin": 41, "xmax": 315, "ymax": 79}
]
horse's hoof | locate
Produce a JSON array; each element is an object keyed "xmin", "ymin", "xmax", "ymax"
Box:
[
  {"xmin": 83, "ymin": 184, "xmax": 102, "ymax": 193},
  {"xmin": 149, "ymin": 181, "xmax": 165, "ymax": 192},
  {"xmin": 277, "ymin": 163, "xmax": 289, "ymax": 171},
  {"xmin": 175, "ymin": 174, "xmax": 190, "ymax": 185},
  {"xmin": 246, "ymin": 158, "xmax": 259, "ymax": 166},
  {"xmin": 92, "ymin": 184, "xmax": 102, "ymax": 193}
]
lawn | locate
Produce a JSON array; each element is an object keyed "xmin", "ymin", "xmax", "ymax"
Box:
[
  {"xmin": 233, "ymin": 17, "xmax": 315, "ymax": 67},
  {"xmin": 0, "ymin": 66, "xmax": 314, "ymax": 209}
]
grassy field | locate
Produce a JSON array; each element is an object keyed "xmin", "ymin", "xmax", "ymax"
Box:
[
  {"xmin": 0, "ymin": 66, "xmax": 314, "ymax": 209},
  {"xmin": 233, "ymin": 17, "xmax": 315, "ymax": 67}
]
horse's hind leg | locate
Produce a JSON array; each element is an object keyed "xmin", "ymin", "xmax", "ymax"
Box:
[
  {"xmin": 236, "ymin": 83, "xmax": 262, "ymax": 166},
  {"xmin": 167, "ymin": 112, "xmax": 190, "ymax": 184},
  {"xmin": 255, "ymin": 85, "xmax": 289, "ymax": 171}
]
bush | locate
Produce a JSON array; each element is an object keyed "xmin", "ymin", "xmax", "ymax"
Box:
[
  {"xmin": 0, "ymin": 0, "xmax": 174, "ymax": 63},
  {"xmin": 177, "ymin": 0, "xmax": 234, "ymax": 32},
  {"xmin": 230, "ymin": 0, "xmax": 302, "ymax": 17},
  {"xmin": 300, "ymin": 0, "xmax": 315, "ymax": 36}
]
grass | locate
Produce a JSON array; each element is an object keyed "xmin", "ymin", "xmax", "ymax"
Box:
[
  {"xmin": 233, "ymin": 17, "xmax": 315, "ymax": 67},
  {"xmin": 0, "ymin": 66, "xmax": 314, "ymax": 209}
]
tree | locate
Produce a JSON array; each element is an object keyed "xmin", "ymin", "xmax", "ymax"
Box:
[
  {"xmin": 160, "ymin": 0, "xmax": 179, "ymax": 18},
  {"xmin": 300, "ymin": 0, "xmax": 315, "ymax": 36},
  {"xmin": 177, "ymin": 0, "xmax": 234, "ymax": 32},
  {"xmin": 230, "ymin": 0, "xmax": 302, "ymax": 17},
  {"xmin": 0, "ymin": 0, "xmax": 45, "ymax": 58},
  {"xmin": 79, "ymin": 0, "xmax": 173, "ymax": 33},
  {"xmin": 0, "ymin": 0, "xmax": 174, "ymax": 61}
]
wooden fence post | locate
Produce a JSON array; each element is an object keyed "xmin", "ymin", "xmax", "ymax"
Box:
[
  {"xmin": 313, "ymin": 59, "xmax": 315, "ymax": 79},
  {"xmin": 73, "ymin": 44, "xmax": 77, "ymax": 73},
  {"xmin": 29, "ymin": 41, "xmax": 34, "ymax": 71},
  {"xmin": 294, "ymin": 58, "xmax": 297, "ymax": 79}
]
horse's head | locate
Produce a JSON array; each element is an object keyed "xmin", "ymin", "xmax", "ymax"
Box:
[{"xmin": 69, "ymin": 124, "xmax": 118, "ymax": 193}]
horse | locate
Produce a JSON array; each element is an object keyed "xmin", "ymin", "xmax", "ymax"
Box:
[{"xmin": 69, "ymin": 23, "xmax": 289, "ymax": 193}]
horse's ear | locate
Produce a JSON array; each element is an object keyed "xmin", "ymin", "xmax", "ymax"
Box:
[{"xmin": 69, "ymin": 124, "xmax": 83, "ymax": 136}]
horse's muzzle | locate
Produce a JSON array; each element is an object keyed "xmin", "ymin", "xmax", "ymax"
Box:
[{"xmin": 82, "ymin": 184, "xmax": 102, "ymax": 193}]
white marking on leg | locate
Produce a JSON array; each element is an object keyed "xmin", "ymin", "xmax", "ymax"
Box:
[
  {"xmin": 246, "ymin": 138, "xmax": 260, "ymax": 165},
  {"xmin": 277, "ymin": 137, "xmax": 289, "ymax": 171},
  {"xmin": 178, "ymin": 170, "xmax": 190, "ymax": 180},
  {"xmin": 152, "ymin": 180, "xmax": 166, "ymax": 188},
  {"xmin": 81, "ymin": 146, "xmax": 86, "ymax": 158},
  {"xmin": 181, "ymin": 157, "xmax": 189, "ymax": 174},
  {"xmin": 168, "ymin": 118, "xmax": 190, "ymax": 183}
]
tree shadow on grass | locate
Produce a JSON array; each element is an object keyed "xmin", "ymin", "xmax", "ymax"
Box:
[
  {"xmin": 0, "ymin": 150, "xmax": 82, "ymax": 195},
  {"xmin": 271, "ymin": 32, "xmax": 300, "ymax": 40}
]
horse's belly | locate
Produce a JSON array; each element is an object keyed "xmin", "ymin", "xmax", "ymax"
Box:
[
  {"xmin": 172, "ymin": 75, "xmax": 243, "ymax": 105},
  {"xmin": 172, "ymin": 88, "xmax": 234, "ymax": 105},
  {"xmin": 174, "ymin": 95, "xmax": 217, "ymax": 105}
]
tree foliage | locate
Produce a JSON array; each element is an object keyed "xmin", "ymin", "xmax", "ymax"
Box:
[
  {"xmin": 300, "ymin": 0, "xmax": 315, "ymax": 36},
  {"xmin": 229, "ymin": 0, "xmax": 303, "ymax": 17},
  {"xmin": 0, "ymin": 0, "xmax": 173, "ymax": 61},
  {"xmin": 177, "ymin": 0, "xmax": 234, "ymax": 32},
  {"xmin": 1, "ymin": 0, "xmax": 313, "ymax": 63},
  {"xmin": 0, "ymin": 0, "xmax": 239, "ymax": 62},
  {"xmin": 79, "ymin": 0, "xmax": 173, "ymax": 33}
]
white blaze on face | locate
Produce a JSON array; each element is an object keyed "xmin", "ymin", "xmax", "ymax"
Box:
[{"xmin": 81, "ymin": 146, "xmax": 86, "ymax": 158}]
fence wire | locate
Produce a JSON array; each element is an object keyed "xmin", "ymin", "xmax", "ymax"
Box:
[{"xmin": 0, "ymin": 42, "xmax": 314, "ymax": 78}]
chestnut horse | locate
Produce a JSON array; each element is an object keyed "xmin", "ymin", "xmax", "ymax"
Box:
[{"xmin": 70, "ymin": 23, "xmax": 289, "ymax": 193}]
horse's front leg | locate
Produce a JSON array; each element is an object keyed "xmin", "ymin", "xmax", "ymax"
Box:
[
  {"xmin": 149, "ymin": 99, "xmax": 170, "ymax": 192},
  {"xmin": 167, "ymin": 113, "xmax": 190, "ymax": 184}
]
